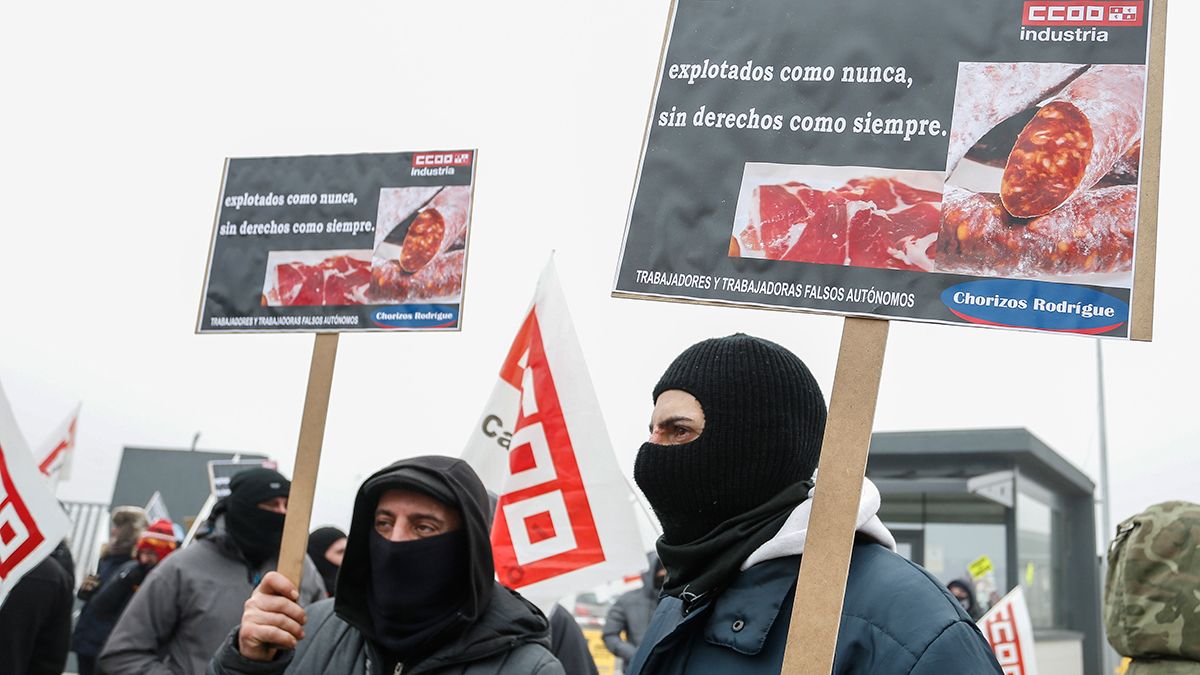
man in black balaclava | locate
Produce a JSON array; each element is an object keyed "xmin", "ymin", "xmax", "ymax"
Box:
[
  {"xmin": 100, "ymin": 468, "xmax": 326, "ymax": 675},
  {"xmin": 625, "ymin": 334, "xmax": 1003, "ymax": 675},
  {"xmin": 209, "ymin": 456, "xmax": 564, "ymax": 675}
]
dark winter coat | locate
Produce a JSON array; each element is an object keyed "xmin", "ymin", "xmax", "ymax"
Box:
[
  {"xmin": 98, "ymin": 517, "xmax": 325, "ymax": 675},
  {"xmin": 207, "ymin": 456, "xmax": 563, "ymax": 675},
  {"xmin": 627, "ymin": 543, "xmax": 1003, "ymax": 675},
  {"xmin": 602, "ymin": 556, "xmax": 660, "ymax": 669},
  {"xmin": 0, "ymin": 556, "xmax": 73, "ymax": 675},
  {"xmin": 77, "ymin": 550, "xmax": 129, "ymax": 603},
  {"xmin": 72, "ymin": 559, "xmax": 150, "ymax": 658},
  {"xmin": 549, "ymin": 604, "xmax": 599, "ymax": 675}
]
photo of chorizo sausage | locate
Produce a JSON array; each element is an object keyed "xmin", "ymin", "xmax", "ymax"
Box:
[
  {"xmin": 1000, "ymin": 65, "xmax": 1145, "ymax": 218},
  {"xmin": 945, "ymin": 62, "xmax": 1085, "ymax": 173},
  {"xmin": 938, "ymin": 185, "xmax": 1136, "ymax": 276},
  {"xmin": 369, "ymin": 250, "xmax": 465, "ymax": 303},
  {"xmin": 399, "ymin": 185, "xmax": 472, "ymax": 273}
]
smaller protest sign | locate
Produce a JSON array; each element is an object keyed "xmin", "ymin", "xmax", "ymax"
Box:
[
  {"xmin": 462, "ymin": 260, "xmax": 646, "ymax": 608},
  {"xmin": 0, "ymin": 383, "xmax": 71, "ymax": 606},
  {"xmin": 978, "ymin": 587, "xmax": 1040, "ymax": 675},
  {"xmin": 198, "ymin": 151, "xmax": 476, "ymax": 333},
  {"xmin": 207, "ymin": 458, "xmax": 278, "ymax": 498}
]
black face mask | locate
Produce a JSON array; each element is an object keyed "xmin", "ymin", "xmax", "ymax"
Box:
[
  {"xmin": 366, "ymin": 529, "xmax": 468, "ymax": 659},
  {"xmin": 225, "ymin": 500, "xmax": 286, "ymax": 568}
]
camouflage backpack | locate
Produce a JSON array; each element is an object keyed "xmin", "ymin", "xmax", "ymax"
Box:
[{"xmin": 1105, "ymin": 501, "xmax": 1200, "ymax": 671}]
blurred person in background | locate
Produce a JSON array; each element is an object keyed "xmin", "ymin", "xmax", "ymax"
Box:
[
  {"xmin": 50, "ymin": 538, "xmax": 76, "ymax": 585},
  {"xmin": 78, "ymin": 506, "xmax": 147, "ymax": 603},
  {"xmin": 210, "ymin": 456, "xmax": 562, "ymax": 674},
  {"xmin": 307, "ymin": 526, "xmax": 346, "ymax": 598},
  {"xmin": 0, "ymin": 552, "xmax": 74, "ymax": 675},
  {"xmin": 100, "ymin": 468, "xmax": 325, "ymax": 674},
  {"xmin": 603, "ymin": 553, "xmax": 664, "ymax": 672},
  {"xmin": 549, "ymin": 604, "xmax": 599, "ymax": 675},
  {"xmin": 72, "ymin": 517, "xmax": 178, "ymax": 675},
  {"xmin": 946, "ymin": 579, "xmax": 983, "ymax": 622},
  {"xmin": 1105, "ymin": 501, "xmax": 1200, "ymax": 674}
]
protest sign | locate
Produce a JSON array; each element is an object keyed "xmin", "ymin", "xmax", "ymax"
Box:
[
  {"xmin": 0, "ymin": 382, "xmax": 70, "ymax": 606},
  {"xmin": 614, "ymin": 0, "xmax": 1164, "ymax": 340},
  {"xmin": 197, "ymin": 150, "xmax": 479, "ymax": 590},
  {"xmin": 615, "ymin": 1, "xmax": 1168, "ymax": 672},
  {"xmin": 463, "ymin": 260, "xmax": 645, "ymax": 608},
  {"xmin": 36, "ymin": 403, "xmax": 79, "ymax": 491},
  {"xmin": 198, "ymin": 151, "xmax": 476, "ymax": 333},
  {"xmin": 207, "ymin": 458, "xmax": 279, "ymax": 499},
  {"xmin": 978, "ymin": 587, "xmax": 1040, "ymax": 675}
]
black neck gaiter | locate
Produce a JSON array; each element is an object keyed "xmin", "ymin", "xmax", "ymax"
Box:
[
  {"xmin": 225, "ymin": 501, "xmax": 286, "ymax": 568},
  {"xmin": 366, "ymin": 529, "xmax": 469, "ymax": 660}
]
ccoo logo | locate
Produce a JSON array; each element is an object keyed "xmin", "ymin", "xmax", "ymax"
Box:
[{"xmin": 941, "ymin": 279, "xmax": 1128, "ymax": 335}]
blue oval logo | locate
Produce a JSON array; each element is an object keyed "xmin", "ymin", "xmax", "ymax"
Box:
[
  {"xmin": 371, "ymin": 304, "xmax": 459, "ymax": 329},
  {"xmin": 941, "ymin": 279, "xmax": 1127, "ymax": 334}
]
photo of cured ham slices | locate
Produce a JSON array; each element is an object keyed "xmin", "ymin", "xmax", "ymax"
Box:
[
  {"xmin": 261, "ymin": 250, "xmax": 372, "ymax": 306},
  {"xmin": 369, "ymin": 185, "xmax": 472, "ymax": 303},
  {"xmin": 942, "ymin": 62, "xmax": 1146, "ymax": 282},
  {"xmin": 730, "ymin": 165, "xmax": 944, "ymax": 272}
]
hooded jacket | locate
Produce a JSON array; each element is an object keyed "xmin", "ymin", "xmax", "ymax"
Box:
[
  {"xmin": 626, "ymin": 479, "xmax": 1002, "ymax": 675},
  {"xmin": 602, "ymin": 554, "xmax": 662, "ymax": 667},
  {"xmin": 208, "ymin": 456, "xmax": 563, "ymax": 675},
  {"xmin": 99, "ymin": 515, "xmax": 325, "ymax": 675}
]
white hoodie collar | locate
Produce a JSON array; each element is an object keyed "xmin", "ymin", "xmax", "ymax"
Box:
[{"xmin": 741, "ymin": 475, "xmax": 897, "ymax": 571}]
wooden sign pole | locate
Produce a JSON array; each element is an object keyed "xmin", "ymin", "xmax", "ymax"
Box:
[
  {"xmin": 781, "ymin": 317, "xmax": 889, "ymax": 674},
  {"xmin": 277, "ymin": 332, "xmax": 340, "ymax": 585},
  {"xmin": 1130, "ymin": 0, "xmax": 1168, "ymax": 342}
]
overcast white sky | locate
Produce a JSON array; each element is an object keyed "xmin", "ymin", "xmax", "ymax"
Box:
[{"xmin": 1, "ymin": 1, "xmax": 1195, "ymax": 541}]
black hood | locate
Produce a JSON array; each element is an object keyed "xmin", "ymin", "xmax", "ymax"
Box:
[{"xmin": 334, "ymin": 455, "xmax": 495, "ymax": 648}]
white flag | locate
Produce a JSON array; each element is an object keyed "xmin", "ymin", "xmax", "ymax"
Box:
[
  {"xmin": 978, "ymin": 587, "xmax": 1040, "ymax": 675},
  {"xmin": 462, "ymin": 260, "xmax": 645, "ymax": 607},
  {"xmin": 145, "ymin": 491, "xmax": 172, "ymax": 523},
  {"xmin": 37, "ymin": 403, "xmax": 80, "ymax": 489},
  {"xmin": 0, "ymin": 382, "xmax": 71, "ymax": 607}
]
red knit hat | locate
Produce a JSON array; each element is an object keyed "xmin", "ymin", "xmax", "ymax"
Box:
[{"xmin": 136, "ymin": 518, "xmax": 178, "ymax": 561}]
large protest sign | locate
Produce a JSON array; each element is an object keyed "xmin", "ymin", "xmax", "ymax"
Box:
[
  {"xmin": 198, "ymin": 151, "xmax": 476, "ymax": 333},
  {"xmin": 463, "ymin": 260, "xmax": 645, "ymax": 607},
  {"xmin": 614, "ymin": 1, "xmax": 1167, "ymax": 672},
  {"xmin": 614, "ymin": 0, "xmax": 1162, "ymax": 339},
  {"xmin": 978, "ymin": 587, "xmax": 1040, "ymax": 675},
  {"xmin": 0, "ymin": 383, "xmax": 70, "ymax": 606}
]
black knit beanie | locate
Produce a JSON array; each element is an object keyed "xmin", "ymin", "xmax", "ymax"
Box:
[{"xmin": 634, "ymin": 334, "xmax": 827, "ymax": 544}]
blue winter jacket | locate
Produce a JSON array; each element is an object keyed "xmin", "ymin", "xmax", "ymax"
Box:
[{"xmin": 627, "ymin": 543, "xmax": 1003, "ymax": 674}]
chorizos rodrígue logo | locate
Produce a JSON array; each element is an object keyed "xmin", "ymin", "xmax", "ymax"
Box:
[
  {"xmin": 1022, "ymin": 1, "xmax": 1143, "ymax": 26},
  {"xmin": 941, "ymin": 279, "xmax": 1128, "ymax": 335},
  {"xmin": 372, "ymin": 305, "xmax": 459, "ymax": 329}
]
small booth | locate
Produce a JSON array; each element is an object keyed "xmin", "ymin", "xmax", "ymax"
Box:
[{"xmin": 867, "ymin": 428, "xmax": 1101, "ymax": 675}]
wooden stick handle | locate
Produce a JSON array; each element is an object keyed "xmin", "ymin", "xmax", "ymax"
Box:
[
  {"xmin": 1130, "ymin": 0, "xmax": 1168, "ymax": 342},
  {"xmin": 277, "ymin": 332, "xmax": 339, "ymax": 586},
  {"xmin": 781, "ymin": 317, "xmax": 889, "ymax": 674}
]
